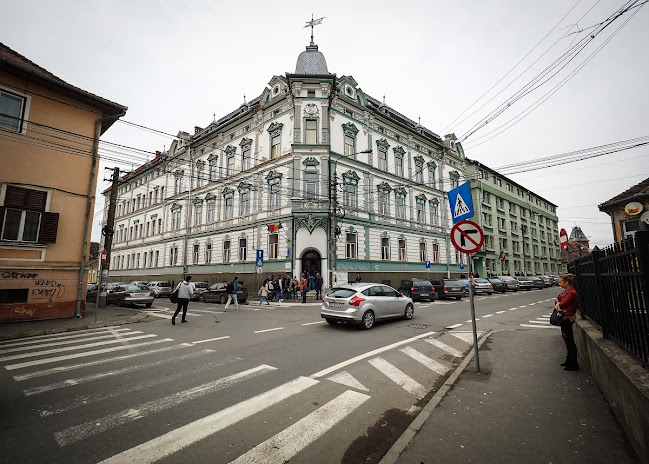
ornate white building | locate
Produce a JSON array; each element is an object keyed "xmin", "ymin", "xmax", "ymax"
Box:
[{"xmin": 105, "ymin": 39, "xmax": 467, "ymax": 289}]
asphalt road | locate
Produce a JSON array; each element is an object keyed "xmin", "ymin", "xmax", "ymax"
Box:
[{"xmin": 0, "ymin": 286, "xmax": 560, "ymax": 464}]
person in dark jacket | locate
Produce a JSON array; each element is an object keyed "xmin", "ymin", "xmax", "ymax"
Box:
[
  {"xmin": 555, "ymin": 273, "xmax": 579, "ymax": 371},
  {"xmin": 224, "ymin": 276, "xmax": 239, "ymax": 312},
  {"xmin": 314, "ymin": 272, "xmax": 323, "ymax": 300},
  {"xmin": 355, "ymin": 273, "xmax": 362, "ymax": 282}
]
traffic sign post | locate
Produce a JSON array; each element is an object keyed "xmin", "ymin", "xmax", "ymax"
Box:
[{"xmin": 450, "ymin": 220, "xmax": 484, "ymax": 374}]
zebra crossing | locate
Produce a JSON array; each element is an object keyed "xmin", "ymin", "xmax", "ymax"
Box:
[{"xmin": 0, "ymin": 324, "xmax": 483, "ymax": 463}]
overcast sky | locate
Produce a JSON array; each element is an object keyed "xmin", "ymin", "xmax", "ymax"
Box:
[{"xmin": 3, "ymin": 0, "xmax": 647, "ymax": 247}]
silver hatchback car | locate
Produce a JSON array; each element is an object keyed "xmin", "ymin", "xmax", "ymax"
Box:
[{"xmin": 321, "ymin": 283, "xmax": 414, "ymax": 330}]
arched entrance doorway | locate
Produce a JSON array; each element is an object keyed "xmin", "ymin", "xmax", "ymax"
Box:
[{"xmin": 300, "ymin": 249, "xmax": 322, "ymax": 278}]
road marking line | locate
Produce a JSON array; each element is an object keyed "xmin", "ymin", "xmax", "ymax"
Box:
[
  {"xmin": 12, "ymin": 343, "xmax": 188, "ymax": 381},
  {"xmin": 482, "ymin": 314, "xmax": 494, "ymax": 318},
  {"xmin": 231, "ymin": 390, "xmax": 370, "ymax": 464},
  {"xmin": 0, "ymin": 331, "xmax": 144, "ymax": 355},
  {"xmin": 496, "ymin": 311, "xmax": 506, "ymax": 314},
  {"xmin": 368, "ymin": 357, "xmax": 428, "ymax": 399},
  {"xmin": 27, "ymin": 348, "xmax": 217, "ymax": 397},
  {"xmin": 301, "ymin": 321, "xmax": 326, "ymax": 326},
  {"xmin": 0, "ymin": 328, "xmax": 131, "ymax": 349},
  {"xmin": 445, "ymin": 323, "xmax": 463, "ymax": 329},
  {"xmin": 311, "ymin": 331, "xmax": 436, "ymax": 379},
  {"xmin": 424, "ymin": 338, "xmax": 464, "ymax": 358},
  {"xmin": 55, "ymin": 364, "xmax": 277, "ymax": 447},
  {"xmin": 400, "ymin": 346, "xmax": 449, "ymax": 376},
  {"xmin": 526, "ymin": 320, "xmax": 551, "ymax": 325},
  {"xmin": 254, "ymin": 327, "xmax": 285, "ymax": 334},
  {"xmin": 190, "ymin": 336, "xmax": 230, "ymax": 345},
  {"xmin": 97, "ymin": 376, "xmax": 320, "ymax": 464},
  {"xmin": 0, "ymin": 334, "xmax": 158, "ymax": 362},
  {"xmin": 325, "ymin": 371, "xmax": 369, "ymax": 391},
  {"xmin": 528, "ymin": 303, "xmax": 536, "ymax": 306},
  {"xmin": 449, "ymin": 332, "xmax": 482, "ymax": 345},
  {"xmin": 508, "ymin": 307, "xmax": 517, "ymax": 311},
  {"xmin": 520, "ymin": 324, "xmax": 556, "ymax": 329},
  {"xmin": 519, "ymin": 305, "xmax": 527, "ymax": 308},
  {"xmin": 142, "ymin": 312, "xmax": 174, "ymax": 319},
  {"xmin": 5, "ymin": 339, "xmax": 173, "ymax": 370},
  {"xmin": 39, "ymin": 354, "xmax": 240, "ymax": 417}
]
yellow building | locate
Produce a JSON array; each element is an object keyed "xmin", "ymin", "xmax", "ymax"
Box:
[{"xmin": 0, "ymin": 43, "xmax": 126, "ymax": 321}]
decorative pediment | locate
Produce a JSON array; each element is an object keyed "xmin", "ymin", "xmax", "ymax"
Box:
[
  {"xmin": 342, "ymin": 170, "xmax": 360, "ymax": 184},
  {"xmin": 205, "ymin": 192, "xmax": 217, "ymax": 202},
  {"xmin": 302, "ymin": 156, "xmax": 320, "ymax": 167},
  {"xmin": 266, "ymin": 169, "xmax": 283, "ymax": 182},
  {"xmin": 377, "ymin": 181, "xmax": 392, "ymax": 192},
  {"xmin": 414, "ymin": 155, "xmax": 424, "ymax": 166},
  {"xmin": 394, "ymin": 187, "xmax": 407, "ymax": 197},
  {"xmin": 173, "ymin": 169, "xmax": 184, "ymax": 178},
  {"xmin": 170, "ymin": 202, "xmax": 182, "ymax": 211},
  {"xmin": 267, "ymin": 122, "xmax": 284, "ymax": 137},
  {"xmin": 429, "ymin": 198, "xmax": 440, "ymax": 206},
  {"xmin": 225, "ymin": 145, "xmax": 237, "ymax": 156},
  {"xmin": 393, "ymin": 146, "xmax": 405, "ymax": 159},
  {"xmin": 427, "ymin": 161, "xmax": 437, "ymax": 170},
  {"xmin": 222, "ymin": 186, "xmax": 234, "ymax": 197},
  {"xmin": 208, "ymin": 152, "xmax": 218, "ymax": 162},
  {"xmin": 449, "ymin": 170, "xmax": 460, "ymax": 180},
  {"xmin": 192, "ymin": 196, "xmax": 204, "ymax": 204},
  {"xmin": 415, "ymin": 193, "xmax": 428, "ymax": 202},
  {"xmin": 237, "ymin": 182, "xmax": 252, "ymax": 192},
  {"xmin": 239, "ymin": 137, "xmax": 252, "ymax": 150},
  {"xmin": 376, "ymin": 138, "xmax": 390, "ymax": 152},
  {"xmin": 342, "ymin": 122, "xmax": 359, "ymax": 138},
  {"xmin": 196, "ymin": 160, "xmax": 205, "ymax": 169}
]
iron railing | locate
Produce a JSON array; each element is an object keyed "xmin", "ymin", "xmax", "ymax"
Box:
[{"xmin": 568, "ymin": 223, "xmax": 649, "ymax": 367}]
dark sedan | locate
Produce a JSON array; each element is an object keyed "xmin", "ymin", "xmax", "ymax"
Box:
[
  {"xmin": 398, "ymin": 280, "xmax": 437, "ymax": 302},
  {"xmin": 430, "ymin": 279, "xmax": 465, "ymax": 300},
  {"xmin": 528, "ymin": 276, "xmax": 546, "ymax": 289},
  {"xmin": 106, "ymin": 284, "xmax": 155, "ymax": 307},
  {"xmin": 487, "ymin": 278, "xmax": 507, "ymax": 293},
  {"xmin": 201, "ymin": 282, "xmax": 248, "ymax": 304}
]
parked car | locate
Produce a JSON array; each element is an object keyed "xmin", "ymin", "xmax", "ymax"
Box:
[
  {"xmin": 515, "ymin": 276, "xmax": 534, "ymax": 291},
  {"xmin": 147, "ymin": 281, "xmax": 172, "ymax": 298},
  {"xmin": 321, "ymin": 282, "xmax": 414, "ymax": 330},
  {"xmin": 430, "ymin": 279, "xmax": 465, "ymax": 300},
  {"xmin": 86, "ymin": 283, "xmax": 98, "ymax": 302},
  {"xmin": 458, "ymin": 278, "xmax": 494, "ymax": 295},
  {"xmin": 537, "ymin": 275, "xmax": 552, "ymax": 287},
  {"xmin": 528, "ymin": 276, "xmax": 546, "ymax": 289},
  {"xmin": 497, "ymin": 275, "xmax": 520, "ymax": 292},
  {"xmin": 201, "ymin": 282, "xmax": 249, "ymax": 304},
  {"xmin": 190, "ymin": 282, "xmax": 210, "ymax": 300},
  {"xmin": 106, "ymin": 284, "xmax": 154, "ymax": 307},
  {"xmin": 130, "ymin": 281, "xmax": 151, "ymax": 287},
  {"xmin": 487, "ymin": 278, "xmax": 507, "ymax": 293},
  {"xmin": 398, "ymin": 279, "xmax": 436, "ymax": 302}
]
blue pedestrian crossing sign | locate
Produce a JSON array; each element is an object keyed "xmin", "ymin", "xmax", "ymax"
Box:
[
  {"xmin": 447, "ymin": 181, "xmax": 474, "ymax": 224},
  {"xmin": 460, "ymin": 262, "xmax": 465, "ymax": 270},
  {"xmin": 425, "ymin": 260, "xmax": 431, "ymax": 269},
  {"xmin": 256, "ymin": 249, "xmax": 263, "ymax": 267}
]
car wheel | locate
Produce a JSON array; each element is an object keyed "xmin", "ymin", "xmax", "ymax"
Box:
[
  {"xmin": 325, "ymin": 318, "xmax": 337, "ymax": 325},
  {"xmin": 455, "ymin": 296, "xmax": 462, "ymax": 300},
  {"xmin": 145, "ymin": 303, "xmax": 152, "ymax": 308},
  {"xmin": 359, "ymin": 311, "xmax": 375, "ymax": 330},
  {"xmin": 403, "ymin": 304, "xmax": 414, "ymax": 320},
  {"xmin": 200, "ymin": 294, "xmax": 205, "ymax": 303},
  {"xmin": 239, "ymin": 299, "xmax": 246, "ymax": 304},
  {"xmin": 118, "ymin": 299, "xmax": 124, "ymax": 307},
  {"xmin": 220, "ymin": 295, "xmax": 228, "ymax": 304}
]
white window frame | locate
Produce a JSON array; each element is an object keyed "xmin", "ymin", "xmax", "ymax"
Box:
[
  {"xmin": 223, "ymin": 240, "xmax": 231, "ymax": 262},
  {"xmin": 239, "ymin": 238, "xmax": 247, "ymax": 261},
  {"xmin": 0, "ymin": 88, "xmax": 29, "ymax": 133},
  {"xmin": 381, "ymin": 237, "xmax": 390, "ymax": 260},
  {"xmin": 193, "ymin": 243, "xmax": 199, "ymax": 264},
  {"xmin": 269, "ymin": 233, "xmax": 279, "ymax": 259},
  {"xmin": 1, "ymin": 209, "xmax": 41, "ymax": 242},
  {"xmin": 399, "ymin": 239, "xmax": 406, "ymax": 261},
  {"xmin": 345, "ymin": 233, "xmax": 357, "ymax": 259}
]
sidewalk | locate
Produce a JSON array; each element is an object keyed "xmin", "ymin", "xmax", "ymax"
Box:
[
  {"xmin": 0, "ymin": 304, "xmax": 149, "ymax": 341},
  {"xmin": 386, "ymin": 328, "xmax": 639, "ymax": 464}
]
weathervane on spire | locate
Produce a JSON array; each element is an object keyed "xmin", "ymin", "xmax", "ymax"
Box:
[{"xmin": 304, "ymin": 14, "xmax": 324, "ymax": 46}]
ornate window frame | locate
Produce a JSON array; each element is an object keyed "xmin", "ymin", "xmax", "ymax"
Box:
[
  {"xmin": 376, "ymin": 138, "xmax": 389, "ymax": 171},
  {"xmin": 419, "ymin": 238, "xmax": 427, "ymax": 262},
  {"xmin": 415, "ymin": 193, "xmax": 427, "ymax": 223},
  {"xmin": 240, "ymin": 137, "xmax": 252, "ymax": 171},
  {"xmin": 173, "ymin": 169, "xmax": 184, "ymax": 195},
  {"xmin": 342, "ymin": 170, "xmax": 360, "ymax": 208},
  {"xmin": 427, "ymin": 161, "xmax": 437, "ymax": 187},
  {"xmin": 449, "ymin": 170, "xmax": 460, "ymax": 189},
  {"xmin": 429, "ymin": 198, "xmax": 440, "ymax": 225},
  {"xmin": 414, "ymin": 155, "xmax": 424, "ymax": 183},
  {"xmin": 380, "ymin": 232, "xmax": 391, "ymax": 261},
  {"xmin": 394, "ymin": 187, "xmax": 407, "ymax": 219},
  {"xmin": 222, "ymin": 186, "xmax": 234, "ymax": 219},
  {"xmin": 225, "ymin": 145, "xmax": 236, "ymax": 176},
  {"xmin": 266, "ymin": 170, "xmax": 283, "ymax": 209},
  {"xmin": 377, "ymin": 181, "xmax": 391, "ymax": 216},
  {"xmin": 223, "ymin": 237, "xmax": 231, "ymax": 263},
  {"xmin": 170, "ymin": 202, "xmax": 182, "ymax": 231},
  {"xmin": 238, "ymin": 182, "xmax": 252, "ymax": 216},
  {"xmin": 345, "ymin": 227, "xmax": 357, "ymax": 259},
  {"xmin": 208, "ymin": 153, "xmax": 219, "ymax": 182},
  {"xmin": 268, "ymin": 122, "xmax": 283, "ymax": 159},
  {"xmin": 393, "ymin": 146, "xmax": 405, "ymax": 177},
  {"xmin": 343, "ymin": 122, "xmax": 359, "ymax": 158},
  {"xmin": 398, "ymin": 235, "xmax": 407, "ymax": 262},
  {"xmin": 196, "ymin": 160, "xmax": 206, "ymax": 187},
  {"xmin": 192, "ymin": 196, "xmax": 204, "ymax": 226}
]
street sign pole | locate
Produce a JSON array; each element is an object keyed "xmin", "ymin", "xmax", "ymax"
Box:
[{"xmin": 467, "ymin": 254, "xmax": 480, "ymax": 373}]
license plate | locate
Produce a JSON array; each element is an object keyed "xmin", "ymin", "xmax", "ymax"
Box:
[
  {"xmin": 450, "ymin": 288, "xmax": 459, "ymax": 292},
  {"xmin": 419, "ymin": 294, "xmax": 429, "ymax": 297},
  {"xmin": 329, "ymin": 302, "xmax": 342, "ymax": 308},
  {"xmin": 135, "ymin": 293, "xmax": 146, "ymax": 297}
]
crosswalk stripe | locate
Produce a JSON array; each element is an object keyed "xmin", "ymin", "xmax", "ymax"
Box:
[
  {"xmin": 13, "ymin": 342, "xmax": 188, "ymax": 381},
  {"xmin": 55, "ymin": 364, "xmax": 277, "ymax": 447},
  {"xmin": 496, "ymin": 311, "xmax": 506, "ymax": 314},
  {"xmin": 39, "ymin": 354, "xmax": 240, "ymax": 417},
  {"xmin": 97, "ymin": 376, "xmax": 320, "ymax": 464},
  {"xmin": 0, "ymin": 331, "xmax": 144, "ymax": 355},
  {"xmin": 482, "ymin": 314, "xmax": 493, "ymax": 318},
  {"xmin": 445, "ymin": 323, "xmax": 463, "ymax": 329},
  {"xmin": 231, "ymin": 389, "xmax": 370, "ymax": 464},
  {"xmin": 0, "ymin": 334, "xmax": 158, "ymax": 362},
  {"xmin": 520, "ymin": 324, "xmax": 556, "ymax": 329},
  {"xmin": 0, "ymin": 328, "xmax": 130, "ymax": 349},
  {"xmin": 526, "ymin": 320, "xmax": 551, "ymax": 325},
  {"xmin": 399, "ymin": 346, "xmax": 449, "ymax": 376},
  {"xmin": 189, "ymin": 336, "xmax": 229, "ymax": 345},
  {"xmin": 5, "ymin": 338, "xmax": 173, "ymax": 370},
  {"xmin": 0, "ymin": 325, "xmax": 121, "ymax": 346},
  {"xmin": 368, "ymin": 357, "xmax": 428, "ymax": 399},
  {"xmin": 325, "ymin": 371, "xmax": 369, "ymax": 392},
  {"xmin": 24, "ymin": 348, "xmax": 220, "ymax": 397},
  {"xmin": 449, "ymin": 332, "xmax": 481, "ymax": 345},
  {"xmin": 312, "ymin": 331, "xmax": 436, "ymax": 379},
  {"xmin": 424, "ymin": 338, "xmax": 464, "ymax": 358}
]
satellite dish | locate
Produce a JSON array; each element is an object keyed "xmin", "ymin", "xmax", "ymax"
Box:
[{"xmin": 624, "ymin": 202, "xmax": 643, "ymax": 215}]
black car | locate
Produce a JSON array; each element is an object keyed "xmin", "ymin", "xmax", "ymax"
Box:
[
  {"xmin": 430, "ymin": 279, "xmax": 465, "ymax": 300},
  {"xmin": 398, "ymin": 280, "xmax": 437, "ymax": 302},
  {"xmin": 528, "ymin": 276, "xmax": 546, "ymax": 289},
  {"xmin": 487, "ymin": 278, "xmax": 507, "ymax": 293},
  {"xmin": 201, "ymin": 282, "xmax": 249, "ymax": 304}
]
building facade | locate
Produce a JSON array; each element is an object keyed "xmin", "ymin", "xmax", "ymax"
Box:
[
  {"xmin": 465, "ymin": 160, "xmax": 562, "ymax": 277},
  {"xmin": 0, "ymin": 43, "xmax": 126, "ymax": 321},
  {"xmin": 598, "ymin": 177, "xmax": 649, "ymax": 242},
  {"xmin": 106, "ymin": 41, "xmax": 467, "ymax": 289}
]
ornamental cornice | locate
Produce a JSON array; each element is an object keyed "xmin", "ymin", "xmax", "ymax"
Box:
[
  {"xmin": 302, "ymin": 156, "xmax": 320, "ymax": 167},
  {"xmin": 429, "ymin": 198, "xmax": 440, "ymax": 206},
  {"xmin": 414, "ymin": 155, "xmax": 425, "ymax": 166},
  {"xmin": 449, "ymin": 170, "xmax": 460, "ymax": 180},
  {"xmin": 205, "ymin": 192, "xmax": 217, "ymax": 201},
  {"xmin": 394, "ymin": 187, "xmax": 407, "ymax": 197},
  {"xmin": 192, "ymin": 196, "xmax": 204, "ymax": 204},
  {"xmin": 427, "ymin": 160, "xmax": 437, "ymax": 169},
  {"xmin": 393, "ymin": 146, "xmax": 405, "ymax": 158},
  {"xmin": 265, "ymin": 169, "xmax": 283, "ymax": 182},
  {"xmin": 267, "ymin": 122, "xmax": 284, "ymax": 137},
  {"xmin": 208, "ymin": 153, "xmax": 218, "ymax": 162},
  {"xmin": 376, "ymin": 138, "xmax": 390, "ymax": 152},
  {"xmin": 237, "ymin": 182, "xmax": 252, "ymax": 192},
  {"xmin": 225, "ymin": 145, "xmax": 237, "ymax": 156},
  {"xmin": 342, "ymin": 170, "xmax": 360, "ymax": 184},
  {"xmin": 222, "ymin": 186, "xmax": 234, "ymax": 197},
  {"xmin": 170, "ymin": 202, "xmax": 182, "ymax": 211},
  {"xmin": 415, "ymin": 193, "xmax": 428, "ymax": 202},
  {"xmin": 377, "ymin": 181, "xmax": 392, "ymax": 192},
  {"xmin": 342, "ymin": 122, "xmax": 359, "ymax": 138},
  {"xmin": 239, "ymin": 137, "xmax": 253, "ymax": 149},
  {"xmin": 173, "ymin": 169, "xmax": 184, "ymax": 178}
]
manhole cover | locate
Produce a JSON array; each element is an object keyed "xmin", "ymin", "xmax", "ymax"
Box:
[{"xmin": 409, "ymin": 324, "xmax": 429, "ymax": 329}]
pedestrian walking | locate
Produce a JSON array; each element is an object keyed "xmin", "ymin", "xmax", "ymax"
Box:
[
  {"xmin": 224, "ymin": 276, "xmax": 240, "ymax": 312},
  {"xmin": 258, "ymin": 279, "xmax": 271, "ymax": 306},
  {"xmin": 315, "ymin": 272, "xmax": 323, "ymax": 300},
  {"xmin": 276, "ymin": 273, "xmax": 284, "ymax": 301},
  {"xmin": 172, "ymin": 275, "xmax": 195, "ymax": 325},
  {"xmin": 292, "ymin": 276, "xmax": 299, "ymax": 299},
  {"xmin": 555, "ymin": 273, "xmax": 579, "ymax": 371},
  {"xmin": 355, "ymin": 273, "xmax": 362, "ymax": 282},
  {"xmin": 300, "ymin": 274, "xmax": 308, "ymax": 304}
]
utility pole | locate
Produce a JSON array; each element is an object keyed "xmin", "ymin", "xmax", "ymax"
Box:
[
  {"xmin": 98, "ymin": 166, "xmax": 120, "ymax": 309},
  {"xmin": 331, "ymin": 166, "xmax": 339, "ymax": 285},
  {"xmin": 521, "ymin": 224, "xmax": 528, "ymax": 275},
  {"xmin": 182, "ymin": 143, "xmax": 193, "ymax": 278}
]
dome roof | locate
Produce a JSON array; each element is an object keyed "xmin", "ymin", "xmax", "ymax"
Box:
[{"xmin": 295, "ymin": 44, "xmax": 329, "ymax": 74}]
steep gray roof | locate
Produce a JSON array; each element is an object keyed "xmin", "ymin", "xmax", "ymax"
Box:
[
  {"xmin": 569, "ymin": 226, "xmax": 588, "ymax": 242},
  {"xmin": 295, "ymin": 45, "xmax": 329, "ymax": 74}
]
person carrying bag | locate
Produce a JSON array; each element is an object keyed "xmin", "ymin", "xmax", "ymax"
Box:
[{"xmin": 554, "ymin": 274, "xmax": 579, "ymax": 371}]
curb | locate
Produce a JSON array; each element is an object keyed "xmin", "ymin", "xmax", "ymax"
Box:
[
  {"xmin": 0, "ymin": 312, "xmax": 150, "ymax": 341},
  {"xmin": 378, "ymin": 330, "xmax": 492, "ymax": 464}
]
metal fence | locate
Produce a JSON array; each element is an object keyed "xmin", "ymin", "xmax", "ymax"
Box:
[{"xmin": 568, "ymin": 223, "xmax": 649, "ymax": 367}]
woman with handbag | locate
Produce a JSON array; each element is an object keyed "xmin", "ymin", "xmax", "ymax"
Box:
[
  {"xmin": 258, "ymin": 279, "xmax": 271, "ymax": 306},
  {"xmin": 555, "ymin": 274, "xmax": 579, "ymax": 371}
]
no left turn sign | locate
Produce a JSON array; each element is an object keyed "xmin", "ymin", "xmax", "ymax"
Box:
[{"xmin": 451, "ymin": 220, "xmax": 485, "ymax": 254}]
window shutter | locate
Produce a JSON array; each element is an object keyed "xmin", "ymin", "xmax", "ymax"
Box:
[
  {"xmin": 5, "ymin": 186, "xmax": 47, "ymax": 211},
  {"xmin": 39, "ymin": 212, "xmax": 59, "ymax": 244}
]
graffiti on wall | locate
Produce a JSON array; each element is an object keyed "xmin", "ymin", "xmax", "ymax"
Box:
[{"xmin": 2, "ymin": 272, "xmax": 66, "ymax": 303}]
